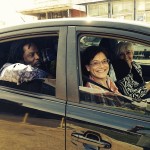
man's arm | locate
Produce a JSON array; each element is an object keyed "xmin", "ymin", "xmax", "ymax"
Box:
[{"xmin": 0, "ymin": 63, "xmax": 48, "ymax": 85}]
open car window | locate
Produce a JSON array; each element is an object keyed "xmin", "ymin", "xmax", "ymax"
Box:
[
  {"xmin": 0, "ymin": 36, "xmax": 58, "ymax": 96},
  {"xmin": 79, "ymin": 35, "xmax": 150, "ymax": 115}
]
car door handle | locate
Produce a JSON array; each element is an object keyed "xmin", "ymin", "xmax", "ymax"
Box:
[{"xmin": 71, "ymin": 131, "xmax": 111, "ymax": 149}]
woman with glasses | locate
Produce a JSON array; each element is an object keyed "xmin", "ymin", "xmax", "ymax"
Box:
[
  {"xmin": 82, "ymin": 46, "xmax": 120, "ymax": 94},
  {"xmin": 113, "ymin": 42, "xmax": 150, "ymax": 99}
]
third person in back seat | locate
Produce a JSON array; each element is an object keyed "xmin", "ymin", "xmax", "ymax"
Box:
[{"xmin": 113, "ymin": 41, "xmax": 150, "ymax": 99}]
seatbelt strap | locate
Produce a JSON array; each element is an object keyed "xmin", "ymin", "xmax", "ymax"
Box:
[
  {"xmin": 82, "ymin": 75, "xmax": 113, "ymax": 92},
  {"xmin": 82, "ymin": 75, "xmax": 135, "ymax": 102}
]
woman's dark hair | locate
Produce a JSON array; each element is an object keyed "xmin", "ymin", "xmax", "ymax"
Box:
[
  {"xmin": 82, "ymin": 46, "xmax": 108, "ymax": 65},
  {"xmin": 81, "ymin": 46, "xmax": 108, "ymax": 77},
  {"xmin": 99, "ymin": 38, "xmax": 118, "ymax": 61},
  {"xmin": 7, "ymin": 39, "xmax": 35, "ymax": 63}
]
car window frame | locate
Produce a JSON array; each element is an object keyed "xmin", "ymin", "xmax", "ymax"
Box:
[
  {"xmin": 0, "ymin": 26, "xmax": 68, "ymax": 102},
  {"xmin": 66, "ymin": 25, "xmax": 150, "ymax": 119}
]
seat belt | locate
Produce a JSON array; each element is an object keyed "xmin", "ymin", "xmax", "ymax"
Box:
[
  {"xmin": 82, "ymin": 75, "xmax": 136, "ymax": 102},
  {"xmin": 82, "ymin": 75, "xmax": 113, "ymax": 93}
]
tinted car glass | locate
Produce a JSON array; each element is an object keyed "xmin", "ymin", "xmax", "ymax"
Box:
[
  {"xmin": 79, "ymin": 35, "xmax": 150, "ymax": 114},
  {"xmin": 0, "ymin": 36, "xmax": 58, "ymax": 96}
]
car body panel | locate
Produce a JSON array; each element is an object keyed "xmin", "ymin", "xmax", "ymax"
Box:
[{"xmin": 0, "ymin": 18, "xmax": 149, "ymax": 35}]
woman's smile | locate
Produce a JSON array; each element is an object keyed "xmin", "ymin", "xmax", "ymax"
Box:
[{"xmin": 86, "ymin": 52, "xmax": 109, "ymax": 81}]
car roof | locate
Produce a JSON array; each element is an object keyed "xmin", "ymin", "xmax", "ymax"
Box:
[{"xmin": 0, "ymin": 17, "xmax": 150, "ymax": 35}]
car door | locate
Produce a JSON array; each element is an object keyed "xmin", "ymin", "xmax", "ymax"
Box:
[
  {"xmin": 65, "ymin": 24, "xmax": 150, "ymax": 150},
  {"xmin": 0, "ymin": 25, "xmax": 67, "ymax": 150}
]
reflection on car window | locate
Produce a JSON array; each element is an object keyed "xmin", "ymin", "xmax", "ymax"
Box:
[
  {"xmin": 133, "ymin": 44, "xmax": 150, "ymax": 64},
  {"xmin": 80, "ymin": 36, "xmax": 101, "ymax": 50},
  {"xmin": 0, "ymin": 36, "xmax": 58, "ymax": 96},
  {"xmin": 79, "ymin": 86, "xmax": 149, "ymax": 113}
]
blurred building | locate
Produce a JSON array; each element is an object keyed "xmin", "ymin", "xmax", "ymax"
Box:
[
  {"xmin": 0, "ymin": 0, "xmax": 37, "ymax": 27},
  {"xmin": 18, "ymin": 0, "xmax": 150, "ymax": 23},
  {"xmin": 81, "ymin": 0, "xmax": 150, "ymax": 23},
  {"xmin": 18, "ymin": 0, "xmax": 86, "ymax": 19}
]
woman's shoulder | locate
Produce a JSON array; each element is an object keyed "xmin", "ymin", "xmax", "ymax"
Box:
[
  {"xmin": 112, "ymin": 59, "xmax": 130, "ymax": 80},
  {"xmin": 132, "ymin": 61, "xmax": 141, "ymax": 68},
  {"xmin": 132, "ymin": 61, "xmax": 142, "ymax": 73}
]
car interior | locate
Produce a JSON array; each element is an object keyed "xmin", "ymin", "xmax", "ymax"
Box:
[
  {"xmin": 80, "ymin": 35, "xmax": 150, "ymax": 81},
  {"xmin": 79, "ymin": 35, "xmax": 150, "ymax": 111},
  {"xmin": 0, "ymin": 36, "xmax": 58, "ymax": 96}
]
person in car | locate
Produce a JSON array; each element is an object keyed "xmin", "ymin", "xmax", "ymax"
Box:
[
  {"xmin": 112, "ymin": 41, "xmax": 150, "ymax": 99},
  {"xmin": 0, "ymin": 39, "xmax": 49, "ymax": 85},
  {"xmin": 82, "ymin": 46, "xmax": 120, "ymax": 94}
]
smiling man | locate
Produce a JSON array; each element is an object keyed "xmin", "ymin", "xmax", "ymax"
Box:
[{"xmin": 0, "ymin": 39, "xmax": 48, "ymax": 85}]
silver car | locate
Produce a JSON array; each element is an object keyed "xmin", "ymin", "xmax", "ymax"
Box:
[{"xmin": 0, "ymin": 18, "xmax": 150, "ymax": 150}]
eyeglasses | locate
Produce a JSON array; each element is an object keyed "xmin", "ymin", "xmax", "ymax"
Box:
[{"xmin": 90, "ymin": 59, "xmax": 110, "ymax": 67}]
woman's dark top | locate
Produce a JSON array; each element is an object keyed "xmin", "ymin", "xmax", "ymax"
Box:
[{"xmin": 112, "ymin": 60, "xmax": 148, "ymax": 99}]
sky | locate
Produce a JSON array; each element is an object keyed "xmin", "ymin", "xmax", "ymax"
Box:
[{"xmin": 0, "ymin": 0, "xmax": 35, "ymax": 26}]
